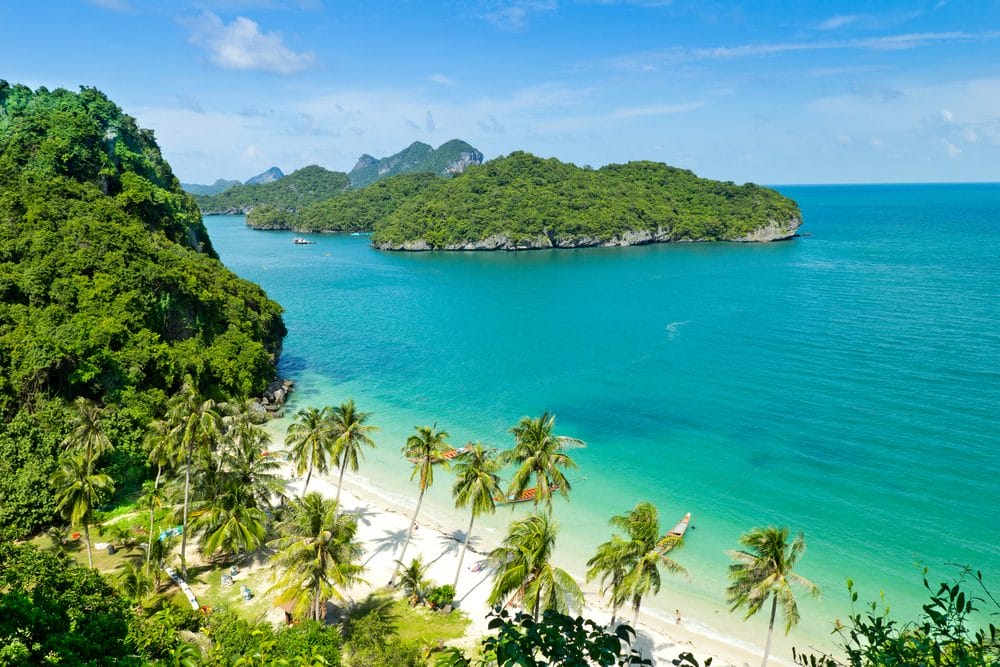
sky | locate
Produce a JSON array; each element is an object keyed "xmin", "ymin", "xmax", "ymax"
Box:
[{"xmin": 2, "ymin": 1, "xmax": 999, "ymax": 184}]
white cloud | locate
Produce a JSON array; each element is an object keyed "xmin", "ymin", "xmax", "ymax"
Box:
[
  {"xmin": 942, "ymin": 140, "xmax": 961, "ymax": 157},
  {"xmin": 479, "ymin": 1, "xmax": 557, "ymax": 30},
  {"xmin": 86, "ymin": 0, "xmax": 132, "ymax": 11},
  {"xmin": 428, "ymin": 73, "xmax": 456, "ymax": 86},
  {"xmin": 817, "ymin": 14, "xmax": 862, "ymax": 31},
  {"xmin": 188, "ymin": 12, "xmax": 316, "ymax": 74},
  {"xmin": 835, "ymin": 133, "xmax": 852, "ymax": 146},
  {"xmin": 940, "ymin": 108, "xmax": 953, "ymax": 122},
  {"xmin": 611, "ymin": 102, "xmax": 704, "ymax": 119},
  {"xmin": 244, "ymin": 145, "xmax": 261, "ymax": 159},
  {"xmin": 961, "ymin": 127, "xmax": 979, "ymax": 143}
]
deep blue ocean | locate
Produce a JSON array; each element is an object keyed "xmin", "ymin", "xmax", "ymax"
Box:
[{"xmin": 204, "ymin": 183, "xmax": 999, "ymax": 652}]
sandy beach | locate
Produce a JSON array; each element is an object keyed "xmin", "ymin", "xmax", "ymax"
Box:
[{"xmin": 281, "ymin": 462, "xmax": 788, "ymax": 667}]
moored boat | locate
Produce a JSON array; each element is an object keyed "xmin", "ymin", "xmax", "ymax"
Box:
[
  {"xmin": 407, "ymin": 444, "xmax": 472, "ymax": 464},
  {"xmin": 495, "ymin": 484, "xmax": 561, "ymax": 505},
  {"xmin": 666, "ymin": 512, "xmax": 691, "ymax": 539},
  {"xmin": 293, "ymin": 237, "xmax": 315, "ymax": 245}
]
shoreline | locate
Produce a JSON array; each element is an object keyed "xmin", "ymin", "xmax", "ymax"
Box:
[{"xmin": 283, "ymin": 453, "xmax": 796, "ymax": 667}]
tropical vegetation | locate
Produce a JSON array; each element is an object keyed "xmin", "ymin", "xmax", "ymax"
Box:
[
  {"xmin": 193, "ymin": 164, "xmax": 351, "ymax": 214},
  {"xmin": 503, "ymin": 412, "xmax": 581, "ymax": 511},
  {"xmin": 727, "ymin": 526, "xmax": 820, "ymax": 667}
]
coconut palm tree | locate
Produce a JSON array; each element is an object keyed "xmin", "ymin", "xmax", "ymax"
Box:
[
  {"xmin": 390, "ymin": 424, "xmax": 450, "ymax": 585},
  {"xmin": 504, "ymin": 412, "xmax": 582, "ymax": 512},
  {"xmin": 167, "ymin": 379, "xmax": 223, "ymax": 579},
  {"xmin": 726, "ymin": 527, "xmax": 820, "ymax": 667},
  {"xmin": 138, "ymin": 478, "xmax": 168, "ymax": 567},
  {"xmin": 222, "ymin": 418, "xmax": 285, "ymax": 509},
  {"xmin": 586, "ymin": 535, "xmax": 633, "ymax": 628},
  {"xmin": 488, "ymin": 512, "xmax": 583, "ymax": 620},
  {"xmin": 450, "ymin": 442, "xmax": 502, "ymax": 590},
  {"xmin": 50, "ymin": 452, "xmax": 115, "ymax": 568},
  {"xmin": 143, "ymin": 418, "xmax": 176, "ymax": 566},
  {"xmin": 116, "ymin": 559, "xmax": 154, "ymax": 608},
  {"xmin": 286, "ymin": 406, "xmax": 334, "ymax": 493},
  {"xmin": 269, "ymin": 492, "xmax": 365, "ymax": 621},
  {"xmin": 609, "ymin": 501, "xmax": 687, "ymax": 628},
  {"xmin": 396, "ymin": 556, "xmax": 430, "ymax": 605},
  {"xmin": 63, "ymin": 397, "xmax": 113, "ymax": 465},
  {"xmin": 329, "ymin": 400, "xmax": 377, "ymax": 509}
]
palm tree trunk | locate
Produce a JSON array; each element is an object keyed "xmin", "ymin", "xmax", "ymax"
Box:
[
  {"xmin": 146, "ymin": 464, "xmax": 161, "ymax": 567},
  {"xmin": 761, "ymin": 596, "xmax": 777, "ymax": 667},
  {"xmin": 180, "ymin": 459, "xmax": 191, "ymax": 579},
  {"xmin": 453, "ymin": 512, "xmax": 476, "ymax": 591},
  {"xmin": 632, "ymin": 596, "xmax": 642, "ymax": 630},
  {"xmin": 303, "ymin": 463, "xmax": 313, "ymax": 494},
  {"xmin": 609, "ymin": 605, "xmax": 619, "ymax": 630},
  {"xmin": 391, "ymin": 487, "xmax": 425, "ymax": 585},
  {"xmin": 84, "ymin": 522, "xmax": 93, "ymax": 568},
  {"xmin": 335, "ymin": 463, "xmax": 346, "ymax": 509}
]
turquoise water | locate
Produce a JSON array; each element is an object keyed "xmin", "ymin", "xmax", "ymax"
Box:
[{"xmin": 204, "ymin": 183, "xmax": 999, "ymax": 653}]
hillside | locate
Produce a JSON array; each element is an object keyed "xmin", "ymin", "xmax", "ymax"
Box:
[
  {"xmin": 348, "ymin": 139, "xmax": 483, "ymax": 188},
  {"xmin": 370, "ymin": 152, "xmax": 802, "ymax": 249},
  {"xmin": 0, "ymin": 82, "xmax": 286, "ymax": 534},
  {"xmin": 181, "ymin": 177, "xmax": 241, "ymax": 195},
  {"xmin": 194, "ymin": 164, "xmax": 350, "ymax": 214}
]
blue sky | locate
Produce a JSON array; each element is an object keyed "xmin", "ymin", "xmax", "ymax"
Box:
[{"xmin": 2, "ymin": 1, "xmax": 999, "ymax": 184}]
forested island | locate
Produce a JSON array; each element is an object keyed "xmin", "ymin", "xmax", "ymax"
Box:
[
  {"xmin": 246, "ymin": 152, "xmax": 802, "ymax": 250},
  {"xmin": 0, "ymin": 81, "xmax": 285, "ymax": 534}
]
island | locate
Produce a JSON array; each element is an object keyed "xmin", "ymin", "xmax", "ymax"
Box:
[{"xmin": 246, "ymin": 151, "xmax": 802, "ymax": 249}]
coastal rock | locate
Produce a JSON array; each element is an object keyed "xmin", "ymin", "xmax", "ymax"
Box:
[
  {"xmin": 731, "ymin": 216, "xmax": 802, "ymax": 242},
  {"xmin": 261, "ymin": 378, "xmax": 295, "ymax": 411}
]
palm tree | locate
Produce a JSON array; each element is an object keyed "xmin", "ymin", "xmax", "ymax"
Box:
[
  {"xmin": 726, "ymin": 527, "xmax": 820, "ymax": 667},
  {"xmin": 329, "ymin": 400, "xmax": 377, "ymax": 508},
  {"xmin": 116, "ymin": 559, "xmax": 154, "ymax": 607},
  {"xmin": 286, "ymin": 406, "xmax": 334, "ymax": 493},
  {"xmin": 451, "ymin": 442, "xmax": 502, "ymax": 590},
  {"xmin": 391, "ymin": 424, "xmax": 450, "ymax": 585},
  {"xmin": 396, "ymin": 556, "xmax": 430, "ymax": 605},
  {"xmin": 586, "ymin": 535, "xmax": 633, "ymax": 628},
  {"xmin": 168, "ymin": 379, "xmax": 223, "ymax": 579},
  {"xmin": 504, "ymin": 412, "xmax": 582, "ymax": 512},
  {"xmin": 269, "ymin": 492, "xmax": 365, "ymax": 621},
  {"xmin": 488, "ymin": 512, "xmax": 583, "ymax": 620},
  {"xmin": 63, "ymin": 397, "xmax": 113, "ymax": 465},
  {"xmin": 222, "ymin": 418, "xmax": 285, "ymax": 509},
  {"xmin": 143, "ymin": 418, "xmax": 176, "ymax": 566},
  {"xmin": 607, "ymin": 501, "xmax": 687, "ymax": 628},
  {"xmin": 51, "ymin": 452, "xmax": 115, "ymax": 568}
]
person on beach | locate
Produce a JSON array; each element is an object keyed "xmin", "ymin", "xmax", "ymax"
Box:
[{"xmin": 675, "ymin": 609, "xmax": 682, "ymax": 624}]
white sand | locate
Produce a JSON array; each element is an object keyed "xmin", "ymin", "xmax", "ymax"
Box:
[{"xmin": 280, "ymin": 463, "xmax": 787, "ymax": 667}]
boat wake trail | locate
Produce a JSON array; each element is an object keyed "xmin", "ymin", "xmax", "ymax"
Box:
[{"xmin": 665, "ymin": 321, "xmax": 690, "ymax": 339}]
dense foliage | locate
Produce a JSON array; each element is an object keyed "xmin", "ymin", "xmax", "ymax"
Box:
[
  {"xmin": 370, "ymin": 151, "xmax": 801, "ymax": 248},
  {"xmin": 194, "ymin": 165, "xmax": 350, "ymax": 214},
  {"xmin": 0, "ymin": 543, "xmax": 138, "ymax": 665},
  {"xmin": 348, "ymin": 139, "xmax": 482, "ymax": 188},
  {"xmin": 0, "ymin": 82, "xmax": 285, "ymax": 536}
]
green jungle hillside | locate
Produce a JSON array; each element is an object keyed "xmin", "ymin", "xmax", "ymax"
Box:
[
  {"xmin": 370, "ymin": 152, "xmax": 802, "ymax": 249},
  {"xmin": 0, "ymin": 82, "xmax": 285, "ymax": 535},
  {"xmin": 193, "ymin": 164, "xmax": 350, "ymax": 214}
]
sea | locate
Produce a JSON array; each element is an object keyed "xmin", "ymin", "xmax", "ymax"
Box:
[{"xmin": 203, "ymin": 183, "xmax": 1000, "ymax": 657}]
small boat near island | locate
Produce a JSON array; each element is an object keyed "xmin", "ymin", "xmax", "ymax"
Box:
[
  {"xmin": 292, "ymin": 237, "xmax": 315, "ymax": 245},
  {"xmin": 495, "ymin": 485, "xmax": 561, "ymax": 505},
  {"xmin": 407, "ymin": 444, "xmax": 472, "ymax": 464},
  {"xmin": 665, "ymin": 512, "xmax": 691, "ymax": 545}
]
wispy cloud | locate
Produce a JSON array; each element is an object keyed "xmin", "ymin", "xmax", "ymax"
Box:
[
  {"xmin": 86, "ymin": 0, "xmax": 132, "ymax": 11},
  {"xmin": 478, "ymin": 0, "xmax": 557, "ymax": 30},
  {"xmin": 187, "ymin": 11, "xmax": 316, "ymax": 74},
  {"xmin": 610, "ymin": 31, "xmax": 1000, "ymax": 70},
  {"xmin": 611, "ymin": 102, "xmax": 704, "ymax": 118},
  {"xmin": 817, "ymin": 14, "xmax": 862, "ymax": 30},
  {"xmin": 428, "ymin": 73, "xmax": 456, "ymax": 86}
]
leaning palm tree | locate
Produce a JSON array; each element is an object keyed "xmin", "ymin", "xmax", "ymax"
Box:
[
  {"xmin": 488, "ymin": 511, "xmax": 583, "ymax": 620},
  {"xmin": 167, "ymin": 379, "xmax": 223, "ymax": 579},
  {"xmin": 63, "ymin": 397, "xmax": 114, "ymax": 465},
  {"xmin": 726, "ymin": 527, "xmax": 820, "ymax": 667},
  {"xmin": 138, "ymin": 478, "xmax": 168, "ymax": 567},
  {"xmin": 610, "ymin": 501, "xmax": 687, "ymax": 628},
  {"xmin": 504, "ymin": 412, "xmax": 582, "ymax": 512},
  {"xmin": 269, "ymin": 492, "xmax": 366, "ymax": 621},
  {"xmin": 451, "ymin": 442, "xmax": 502, "ymax": 590},
  {"xmin": 286, "ymin": 406, "xmax": 334, "ymax": 493},
  {"xmin": 329, "ymin": 400, "xmax": 377, "ymax": 508},
  {"xmin": 50, "ymin": 452, "xmax": 115, "ymax": 568},
  {"xmin": 390, "ymin": 424, "xmax": 450, "ymax": 585},
  {"xmin": 586, "ymin": 535, "xmax": 633, "ymax": 628}
]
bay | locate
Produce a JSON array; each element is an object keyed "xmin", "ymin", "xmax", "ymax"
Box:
[{"xmin": 204, "ymin": 182, "xmax": 1000, "ymax": 653}]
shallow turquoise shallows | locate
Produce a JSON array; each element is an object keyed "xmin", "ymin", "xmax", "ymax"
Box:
[{"xmin": 204, "ymin": 183, "xmax": 999, "ymax": 653}]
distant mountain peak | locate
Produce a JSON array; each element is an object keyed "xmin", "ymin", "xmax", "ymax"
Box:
[
  {"xmin": 348, "ymin": 139, "xmax": 483, "ymax": 188},
  {"xmin": 245, "ymin": 166, "xmax": 284, "ymax": 186}
]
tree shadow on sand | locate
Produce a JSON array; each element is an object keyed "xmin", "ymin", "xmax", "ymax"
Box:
[{"xmin": 364, "ymin": 527, "xmax": 409, "ymax": 566}]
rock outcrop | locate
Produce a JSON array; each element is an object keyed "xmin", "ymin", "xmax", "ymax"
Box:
[{"xmin": 374, "ymin": 216, "xmax": 801, "ymax": 251}]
